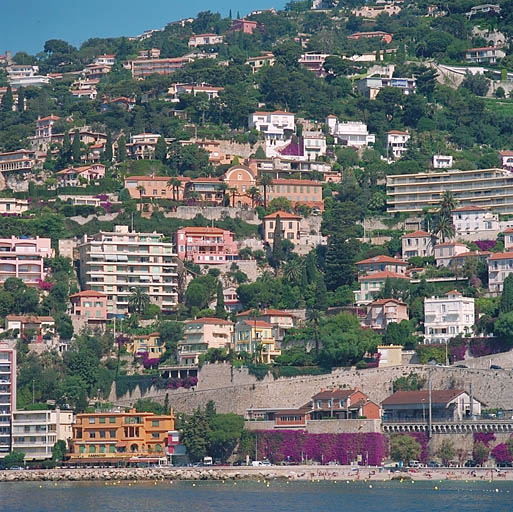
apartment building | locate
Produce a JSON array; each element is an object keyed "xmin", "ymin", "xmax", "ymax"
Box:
[
  {"xmin": 500, "ymin": 151, "xmax": 513, "ymax": 170},
  {"xmin": 128, "ymin": 57, "xmax": 193, "ymax": 78},
  {"xmin": 387, "ymin": 130, "xmax": 410, "ymax": 159},
  {"xmin": 262, "ymin": 210, "xmax": 302, "ymax": 244},
  {"xmin": 248, "ymin": 111, "xmax": 295, "ymax": 142},
  {"xmin": 0, "ymin": 343, "xmax": 16, "ymax": 458},
  {"xmin": 69, "ymin": 290, "xmax": 108, "ymax": 331},
  {"xmin": 126, "ymin": 133, "xmax": 161, "ymax": 159},
  {"xmin": 7, "ymin": 64, "xmax": 50, "ymax": 87},
  {"xmin": 356, "ymin": 255, "xmax": 408, "ymax": 276},
  {"xmin": 452, "ymin": 206, "xmax": 499, "ymax": 235},
  {"xmin": 352, "ymin": 5, "xmax": 401, "ymax": 18},
  {"xmin": 12, "ymin": 409, "xmax": 74, "ymax": 461},
  {"xmin": 488, "ymin": 252, "xmax": 513, "ymax": 294},
  {"xmin": 0, "ymin": 236, "xmax": 52, "ymax": 286},
  {"xmin": 424, "ymin": 291, "xmax": 475, "ymax": 344},
  {"xmin": 56, "ymin": 164, "xmax": 106, "ymax": 187},
  {"xmin": 178, "ymin": 317, "xmax": 233, "ymax": 366},
  {"xmin": 354, "ymin": 271, "xmax": 409, "ymax": 305},
  {"xmin": 386, "ymin": 168, "xmax": 513, "ymax": 214},
  {"xmin": 0, "ymin": 197, "xmax": 29, "ymax": 216},
  {"xmin": 348, "ymin": 31, "xmax": 394, "ymax": 44},
  {"xmin": 246, "ymin": 52, "xmax": 275, "ymax": 72},
  {"xmin": 402, "ymin": 230, "xmax": 434, "ymax": 259},
  {"xmin": 70, "ymin": 409, "xmax": 174, "ymax": 462},
  {"xmin": 266, "ymin": 179, "xmax": 323, "ymax": 210},
  {"xmin": 125, "ymin": 333, "xmax": 164, "ymax": 357},
  {"xmin": 325, "ymin": 116, "xmax": 375, "ymax": 147},
  {"xmin": 236, "ymin": 308, "xmax": 297, "ymax": 342},
  {"xmin": 78, "ymin": 225, "xmax": 178, "ymax": 315},
  {"xmin": 124, "ymin": 175, "xmax": 189, "ymax": 201},
  {"xmin": 433, "ymin": 155, "xmax": 453, "ymax": 169},
  {"xmin": 175, "ymin": 227, "xmax": 238, "ymax": 265},
  {"xmin": 357, "ymin": 76, "xmax": 416, "ymax": 99},
  {"xmin": 364, "ymin": 299, "xmax": 409, "ymax": 332},
  {"xmin": 233, "ymin": 320, "xmax": 280, "ymax": 364},
  {"xmin": 168, "ymin": 83, "xmax": 223, "ymax": 101},
  {"xmin": 188, "ymin": 34, "xmax": 224, "ymax": 47},
  {"xmin": 465, "ymin": 46, "xmax": 505, "ymax": 64},
  {"xmin": 434, "ymin": 242, "xmax": 468, "ymax": 267},
  {"xmin": 0, "ymin": 149, "xmax": 36, "ymax": 172},
  {"xmin": 298, "ymin": 53, "xmax": 330, "ymax": 76}
]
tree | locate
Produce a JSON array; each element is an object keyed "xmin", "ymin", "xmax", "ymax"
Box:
[
  {"xmin": 473, "ymin": 441, "xmax": 489, "ymax": 466},
  {"xmin": 3, "ymin": 450, "xmax": 25, "ymax": 468},
  {"xmin": 181, "ymin": 409, "xmax": 210, "ymax": 462},
  {"xmin": 134, "ymin": 398, "xmax": 167, "ymax": 414},
  {"xmin": 1, "ymin": 85, "xmax": 13, "ymax": 112},
  {"xmin": 431, "ymin": 215, "xmax": 455, "ymax": 243},
  {"xmin": 390, "ymin": 435, "xmax": 421, "ymax": 465},
  {"xmin": 283, "ymin": 259, "xmax": 302, "ymax": 283},
  {"xmin": 207, "ymin": 413, "xmax": 244, "ymax": 462},
  {"xmin": 461, "ymin": 72, "xmax": 490, "ymax": 96},
  {"xmin": 215, "ymin": 280, "xmax": 226, "ymax": 318},
  {"xmin": 247, "ymin": 186, "xmax": 261, "ymax": 208},
  {"xmin": 313, "ymin": 274, "xmax": 328, "ymax": 313},
  {"xmin": 117, "ymin": 135, "xmax": 126, "ymax": 162},
  {"xmin": 17, "ymin": 87, "xmax": 24, "ymax": 112},
  {"xmin": 103, "ymin": 131, "xmax": 113, "ymax": 163},
  {"xmin": 168, "ymin": 177, "xmax": 182, "ymax": 201},
  {"xmin": 325, "ymin": 236, "xmax": 360, "ymax": 290},
  {"xmin": 257, "ymin": 174, "xmax": 273, "ymax": 209},
  {"xmin": 437, "ymin": 439, "xmax": 455, "ymax": 466},
  {"xmin": 52, "ymin": 440, "xmax": 67, "ymax": 462},
  {"xmin": 128, "ymin": 287, "xmax": 150, "ymax": 314},
  {"xmin": 499, "ymin": 274, "xmax": 513, "ymax": 313},
  {"xmin": 155, "ymin": 136, "xmax": 168, "ymax": 163},
  {"xmin": 270, "ymin": 214, "xmax": 284, "ymax": 272},
  {"xmin": 306, "ymin": 307, "xmax": 322, "ymax": 354},
  {"xmin": 72, "ymin": 129, "xmax": 81, "ymax": 163}
]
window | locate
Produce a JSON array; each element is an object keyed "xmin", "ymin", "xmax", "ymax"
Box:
[
  {"xmin": 88, "ymin": 418, "xmax": 95, "ymax": 424},
  {"xmin": 79, "ymin": 445, "xmax": 85, "ymax": 454},
  {"xmin": 109, "ymin": 417, "xmax": 116, "ymax": 424},
  {"xmin": 109, "ymin": 445, "xmax": 116, "ymax": 453},
  {"xmin": 99, "ymin": 417, "xmax": 106, "ymax": 424},
  {"xmin": 100, "ymin": 430, "xmax": 106, "ymax": 438},
  {"xmin": 152, "ymin": 420, "xmax": 159, "ymax": 427},
  {"xmin": 89, "ymin": 432, "xmax": 96, "ymax": 438},
  {"xmin": 109, "ymin": 430, "xmax": 116, "ymax": 438},
  {"xmin": 89, "ymin": 445, "xmax": 96, "ymax": 453},
  {"xmin": 152, "ymin": 432, "xmax": 160, "ymax": 438},
  {"xmin": 100, "ymin": 444, "xmax": 106, "ymax": 454}
]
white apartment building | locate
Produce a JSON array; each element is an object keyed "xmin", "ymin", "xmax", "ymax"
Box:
[
  {"xmin": 0, "ymin": 343, "xmax": 16, "ymax": 458},
  {"xmin": 500, "ymin": 151, "xmax": 513, "ymax": 170},
  {"xmin": 387, "ymin": 168, "xmax": 513, "ymax": 214},
  {"xmin": 325, "ymin": 116, "xmax": 376, "ymax": 147},
  {"xmin": 488, "ymin": 252, "xmax": 513, "ymax": 294},
  {"xmin": 387, "ymin": 131, "xmax": 410, "ymax": 159},
  {"xmin": 465, "ymin": 46, "xmax": 505, "ymax": 64},
  {"xmin": 0, "ymin": 149, "xmax": 37, "ymax": 172},
  {"xmin": 401, "ymin": 230, "xmax": 434, "ymax": 259},
  {"xmin": 188, "ymin": 34, "xmax": 224, "ymax": 47},
  {"xmin": 12, "ymin": 409, "xmax": 74, "ymax": 461},
  {"xmin": 79, "ymin": 225, "xmax": 178, "ymax": 315},
  {"xmin": 248, "ymin": 111, "xmax": 295, "ymax": 142},
  {"xmin": 302, "ymin": 133, "xmax": 327, "ymax": 160},
  {"xmin": 433, "ymin": 155, "xmax": 453, "ymax": 169},
  {"xmin": 452, "ymin": 206, "xmax": 499, "ymax": 235},
  {"xmin": 504, "ymin": 228, "xmax": 513, "ymax": 251},
  {"xmin": 0, "ymin": 198, "xmax": 29, "ymax": 216},
  {"xmin": 93, "ymin": 54, "xmax": 115, "ymax": 66},
  {"xmin": 424, "ymin": 292, "xmax": 475, "ymax": 344},
  {"xmin": 434, "ymin": 242, "xmax": 468, "ymax": 267},
  {"xmin": 7, "ymin": 65, "xmax": 50, "ymax": 88}
]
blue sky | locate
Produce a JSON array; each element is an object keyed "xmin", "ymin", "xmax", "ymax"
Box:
[{"xmin": 0, "ymin": 0, "xmax": 286, "ymax": 55}]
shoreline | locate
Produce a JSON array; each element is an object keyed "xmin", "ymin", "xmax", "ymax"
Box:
[{"xmin": 1, "ymin": 466, "xmax": 512, "ymax": 483}]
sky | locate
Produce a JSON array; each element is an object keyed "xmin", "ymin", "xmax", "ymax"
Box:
[{"xmin": 0, "ymin": 0, "xmax": 287, "ymax": 55}]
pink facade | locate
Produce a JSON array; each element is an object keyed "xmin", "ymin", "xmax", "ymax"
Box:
[
  {"xmin": 69, "ymin": 290, "xmax": 108, "ymax": 322},
  {"xmin": 231, "ymin": 19, "xmax": 258, "ymax": 34},
  {"xmin": 175, "ymin": 227, "xmax": 238, "ymax": 265},
  {"xmin": 56, "ymin": 164, "xmax": 106, "ymax": 187},
  {"xmin": 0, "ymin": 236, "xmax": 51, "ymax": 286}
]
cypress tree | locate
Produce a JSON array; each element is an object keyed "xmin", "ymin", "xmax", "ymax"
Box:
[
  {"xmin": 314, "ymin": 275, "xmax": 328, "ymax": 313},
  {"xmin": 71, "ymin": 129, "xmax": 81, "ymax": 162},
  {"xmin": 17, "ymin": 87, "xmax": 24, "ymax": 112},
  {"xmin": 500, "ymin": 274, "xmax": 513, "ymax": 313},
  {"xmin": 215, "ymin": 281, "xmax": 226, "ymax": 318},
  {"xmin": 103, "ymin": 131, "xmax": 113, "ymax": 163},
  {"xmin": 117, "ymin": 135, "xmax": 126, "ymax": 162},
  {"xmin": 271, "ymin": 215, "xmax": 284, "ymax": 271},
  {"xmin": 59, "ymin": 131, "xmax": 71, "ymax": 166},
  {"xmin": 2, "ymin": 85, "xmax": 13, "ymax": 112},
  {"xmin": 155, "ymin": 136, "xmax": 167, "ymax": 163}
]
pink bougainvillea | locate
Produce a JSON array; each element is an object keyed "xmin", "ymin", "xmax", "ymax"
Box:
[
  {"xmin": 474, "ymin": 240, "xmax": 496, "ymax": 251},
  {"xmin": 491, "ymin": 443, "xmax": 512, "ymax": 463},
  {"xmin": 473, "ymin": 432, "xmax": 496, "ymax": 446},
  {"xmin": 255, "ymin": 431, "xmax": 388, "ymax": 465},
  {"xmin": 405, "ymin": 432, "xmax": 429, "ymax": 462},
  {"xmin": 37, "ymin": 279, "xmax": 54, "ymax": 291}
]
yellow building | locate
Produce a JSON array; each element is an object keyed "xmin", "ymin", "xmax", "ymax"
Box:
[
  {"xmin": 377, "ymin": 345, "xmax": 403, "ymax": 367},
  {"xmin": 125, "ymin": 332, "xmax": 164, "ymax": 357},
  {"xmin": 233, "ymin": 320, "xmax": 281, "ymax": 364},
  {"xmin": 70, "ymin": 409, "xmax": 174, "ymax": 462}
]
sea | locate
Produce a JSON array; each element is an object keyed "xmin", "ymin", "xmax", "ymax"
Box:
[{"xmin": 1, "ymin": 480, "xmax": 512, "ymax": 512}]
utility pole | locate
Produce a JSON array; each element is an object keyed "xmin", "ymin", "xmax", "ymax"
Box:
[{"xmin": 428, "ymin": 371, "xmax": 432, "ymax": 439}]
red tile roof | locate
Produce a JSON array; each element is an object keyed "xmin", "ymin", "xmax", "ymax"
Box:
[
  {"xmin": 185, "ymin": 317, "xmax": 233, "ymax": 325},
  {"xmin": 242, "ymin": 320, "xmax": 273, "ymax": 328},
  {"xmin": 311, "ymin": 389, "xmax": 359, "ymax": 400},
  {"xmin": 489, "ymin": 252, "xmax": 513, "ymax": 261},
  {"xmin": 70, "ymin": 290, "xmax": 107, "ymax": 298},
  {"xmin": 356, "ymin": 255, "xmax": 408, "ymax": 266},
  {"xmin": 180, "ymin": 226, "xmax": 226, "ymax": 234},
  {"xmin": 402, "ymin": 230, "xmax": 431, "ymax": 238},
  {"xmin": 237, "ymin": 308, "xmax": 296, "ymax": 318},
  {"xmin": 381, "ymin": 390, "xmax": 465, "ymax": 406},
  {"xmin": 387, "ymin": 130, "xmax": 408, "ymax": 135},
  {"xmin": 368, "ymin": 298, "xmax": 407, "ymax": 307},
  {"xmin": 263, "ymin": 210, "xmax": 301, "ymax": 220},
  {"xmin": 6, "ymin": 315, "xmax": 54, "ymax": 323},
  {"xmin": 271, "ymin": 179, "xmax": 322, "ymax": 186},
  {"xmin": 358, "ymin": 271, "xmax": 409, "ymax": 281}
]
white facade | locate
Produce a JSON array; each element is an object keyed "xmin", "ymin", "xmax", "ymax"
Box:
[
  {"xmin": 12, "ymin": 409, "xmax": 74, "ymax": 461},
  {"xmin": 434, "ymin": 243, "xmax": 468, "ymax": 267},
  {"xmin": 424, "ymin": 292, "xmax": 475, "ymax": 344},
  {"xmin": 302, "ymin": 133, "xmax": 327, "ymax": 160},
  {"xmin": 500, "ymin": 151, "xmax": 513, "ymax": 170},
  {"xmin": 0, "ymin": 343, "xmax": 16, "ymax": 458},
  {"xmin": 452, "ymin": 207, "xmax": 499, "ymax": 235},
  {"xmin": 248, "ymin": 111, "xmax": 295, "ymax": 142},
  {"xmin": 488, "ymin": 253, "xmax": 513, "ymax": 294},
  {"xmin": 465, "ymin": 46, "xmax": 505, "ymax": 64},
  {"xmin": 79, "ymin": 225, "xmax": 178, "ymax": 315},
  {"xmin": 325, "ymin": 117, "xmax": 375, "ymax": 147},
  {"xmin": 401, "ymin": 230, "xmax": 434, "ymax": 259},
  {"xmin": 433, "ymin": 155, "xmax": 453, "ymax": 169},
  {"xmin": 387, "ymin": 131, "xmax": 410, "ymax": 159}
]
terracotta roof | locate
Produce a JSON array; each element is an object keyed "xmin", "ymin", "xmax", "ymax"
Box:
[
  {"xmin": 368, "ymin": 298, "xmax": 407, "ymax": 307},
  {"xmin": 445, "ymin": 290, "xmax": 462, "ymax": 296},
  {"xmin": 452, "ymin": 251, "xmax": 491, "ymax": 259},
  {"xmin": 190, "ymin": 177, "xmax": 223, "ymax": 183},
  {"xmin": 242, "ymin": 320, "xmax": 273, "ymax": 328},
  {"xmin": 381, "ymin": 390, "xmax": 466, "ymax": 406},
  {"xmin": 179, "ymin": 226, "xmax": 226, "ymax": 234},
  {"xmin": 263, "ymin": 210, "xmax": 301, "ymax": 220},
  {"xmin": 387, "ymin": 130, "xmax": 408, "ymax": 135},
  {"xmin": 357, "ymin": 255, "xmax": 408, "ymax": 266},
  {"xmin": 311, "ymin": 389, "xmax": 358, "ymax": 400},
  {"xmin": 434, "ymin": 242, "xmax": 466, "ymax": 248},
  {"xmin": 467, "ymin": 46, "xmax": 500, "ymax": 52},
  {"xmin": 402, "ymin": 230, "xmax": 432, "ymax": 238},
  {"xmin": 38, "ymin": 115, "xmax": 60, "ymax": 122},
  {"xmin": 271, "ymin": 179, "xmax": 322, "ymax": 186},
  {"xmin": 503, "ymin": 227, "xmax": 513, "ymax": 233},
  {"xmin": 237, "ymin": 308, "xmax": 296, "ymax": 318},
  {"xmin": 489, "ymin": 252, "xmax": 513, "ymax": 261},
  {"xmin": 252, "ymin": 110, "xmax": 294, "ymax": 116},
  {"xmin": 500, "ymin": 151, "xmax": 513, "ymax": 156},
  {"xmin": 6, "ymin": 315, "xmax": 54, "ymax": 323},
  {"xmin": 358, "ymin": 271, "xmax": 409, "ymax": 281},
  {"xmin": 125, "ymin": 176, "xmax": 190, "ymax": 182},
  {"xmin": 185, "ymin": 317, "xmax": 233, "ymax": 325},
  {"xmin": 70, "ymin": 290, "xmax": 107, "ymax": 298}
]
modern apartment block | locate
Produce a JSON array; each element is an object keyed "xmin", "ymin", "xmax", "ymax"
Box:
[
  {"xmin": 325, "ymin": 116, "xmax": 376, "ymax": 148},
  {"xmin": 0, "ymin": 236, "xmax": 52, "ymax": 286},
  {"xmin": 0, "ymin": 149, "xmax": 37, "ymax": 172},
  {"xmin": 387, "ymin": 168, "xmax": 513, "ymax": 214},
  {"xmin": 12, "ymin": 409, "xmax": 74, "ymax": 461},
  {"xmin": 128, "ymin": 57, "xmax": 192, "ymax": 78},
  {"xmin": 79, "ymin": 225, "xmax": 178, "ymax": 316},
  {"xmin": 175, "ymin": 227, "xmax": 238, "ymax": 265},
  {"xmin": 0, "ymin": 343, "xmax": 16, "ymax": 458}
]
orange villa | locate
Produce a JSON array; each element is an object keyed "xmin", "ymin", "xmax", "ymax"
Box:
[
  {"xmin": 70, "ymin": 409, "xmax": 174, "ymax": 462},
  {"xmin": 223, "ymin": 164, "xmax": 257, "ymax": 207}
]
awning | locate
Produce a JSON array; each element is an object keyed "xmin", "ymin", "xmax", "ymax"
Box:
[
  {"xmin": 140, "ymin": 276, "xmax": 150, "ymax": 281},
  {"xmin": 105, "ymin": 254, "xmax": 117, "ymax": 261},
  {"xmin": 117, "ymin": 255, "xmax": 128, "ymax": 262},
  {"xmin": 115, "ymin": 442, "xmax": 127, "ymax": 447}
]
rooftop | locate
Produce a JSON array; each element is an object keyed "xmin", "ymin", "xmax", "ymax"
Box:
[{"xmin": 381, "ymin": 390, "xmax": 466, "ymax": 406}]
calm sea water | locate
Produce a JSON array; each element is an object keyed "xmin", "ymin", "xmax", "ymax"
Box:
[{"xmin": 1, "ymin": 480, "xmax": 513, "ymax": 512}]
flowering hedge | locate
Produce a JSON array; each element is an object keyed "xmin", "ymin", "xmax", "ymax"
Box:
[
  {"xmin": 115, "ymin": 374, "xmax": 198, "ymax": 398},
  {"xmin": 491, "ymin": 443, "xmax": 513, "ymax": 463},
  {"xmin": 405, "ymin": 432, "xmax": 429, "ymax": 462},
  {"xmin": 448, "ymin": 337, "xmax": 511, "ymax": 362},
  {"xmin": 474, "ymin": 240, "xmax": 496, "ymax": 251},
  {"xmin": 473, "ymin": 432, "xmax": 496, "ymax": 446},
  {"xmin": 255, "ymin": 431, "xmax": 388, "ymax": 465}
]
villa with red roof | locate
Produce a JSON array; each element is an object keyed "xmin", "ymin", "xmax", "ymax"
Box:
[
  {"xmin": 434, "ymin": 242, "xmax": 468, "ymax": 267},
  {"xmin": 355, "ymin": 270, "xmax": 409, "ymax": 305},
  {"xmin": 236, "ymin": 307, "xmax": 297, "ymax": 341},
  {"xmin": 488, "ymin": 252, "xmax": 513, "ymax": 294},
  {"xmin": 262, "ymin": 210, "xmax": 302, "ymax": 244},
  {"xmin": 233, "ymin": 319, "xmax": 281, "ymax": 364},
  {"xmin": 356, "ymin": 255, "xmax": 408, "ymax": 276},
  {"xmin": 56, "ymin": 164, "xmax": 106, "ymax": 187},
  {"xmin": 401, "ymin": 230, "xmax": 435, "ymax": 259},
  {"xmin": 364, "ymin": 298, "xmax": 408, "ymax": 332},
  {"xmin": 451, "ymin": 205, "xmax": 499, "ymax": 235},
  {"xmin": 69, "ymin": 290, "xmax": 108, "ymax": 331}
]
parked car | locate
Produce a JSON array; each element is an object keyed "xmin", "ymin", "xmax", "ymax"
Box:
[
  {"xmin": 497, "ymin": 462, "xmax": 513, "ymax": 468},
  {"xmin": 490, "ymin": 365, "xmax": 502, "ymax": 370},
  {"xmin": 427, "ymin": 461, "xmax": 442, "ymax": 468},
  {"xmin": 465, "ymin": 460, "xmax": 477, "ymax": 467},
  {"xmin": 455, "ymin": 365, "xmax": 468, "ymax": 368}
]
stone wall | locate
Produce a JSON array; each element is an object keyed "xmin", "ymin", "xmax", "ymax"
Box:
[
  {"xmin": 245, "ymin": 419, "xmax": 381, "ymax": 434},
  {"xmin": 112, "ymin": 363, "xmax": 513, "ymax": 415},
  {"xmin": 463, "ymin": 349, "xmax": 513, "ymax": 370},
  {"xmin": 164, "ymin": 207, "xmax": 259, "ymax": 224}
]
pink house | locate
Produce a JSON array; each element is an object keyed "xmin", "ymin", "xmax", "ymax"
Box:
[
  {"xmin": 69, "ymin": 290, "xmax": 108, "ymax": 328},
  {"xmin": 175, "ymin": 227, "xmax": 238, "ymax": 265},
  {"xmin": 363, "ymin": 298, "xmax": 409, "ymax": 332},
  {"xmin": 56, "ymin": 164, "xmax": 106, "ymax": 187},
  {"xmin": 231, "ymin": 19, "xmax": 259, "ymax": 34},
  {"xmin": 0, "ymin": 236, "xmax": 52, "ymax": 286}
]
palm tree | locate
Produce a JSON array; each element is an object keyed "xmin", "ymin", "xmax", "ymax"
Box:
[
  {"xmin": 247, "ymin": 186, "xmax": 261, "ymax": 208},
  {"xmin": 136, "ymin": 185, "xmax": 145, "ymax": 212},
  {"xmin": 128, "ymin": 287, "xmax": 150, "ymax": 315},
  {"xmin": 439, "ymin": 191, "xmax": 457, "ymax": 219},
  {"xmin": 257, "ymin": 174, "xmax": 273, "ymax": 209},
  {"xmin": 431, "ymin": 215, "xmax": 455, "ymax": 243},
  {"xmin": 283, "ymin": 259, "xmax": 302, "ymax": 283},
  {"xmin": 306, "ymin": 307, "xmax": 322, "ymax": 355},
  {"xmin": 228, "ymin": 187, "xmax": 238, "ymax": 207},
  {"xmin": 167, "ymin": 177, "xmax": 182, "ymax": 201}
]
